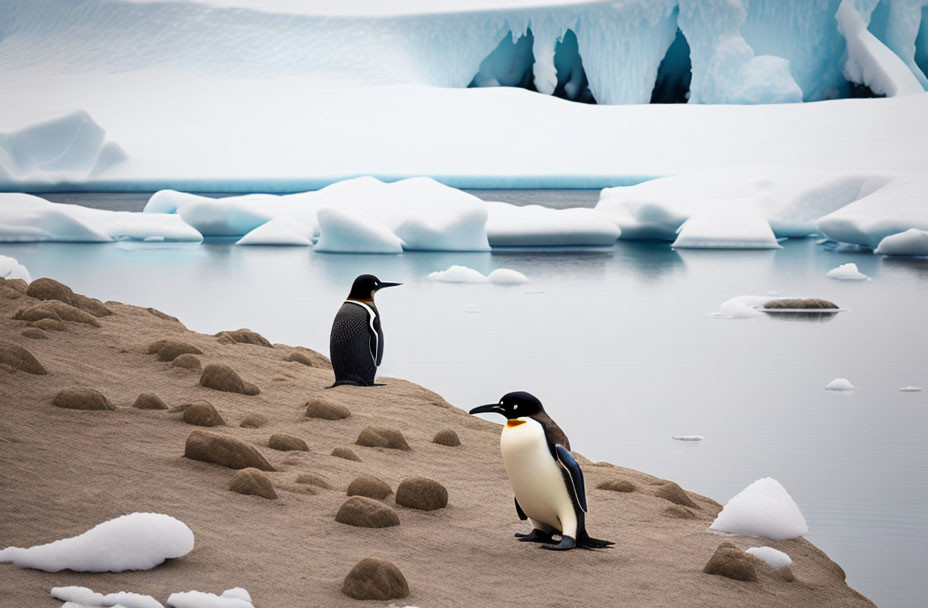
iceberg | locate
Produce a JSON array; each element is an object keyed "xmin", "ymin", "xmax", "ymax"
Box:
[
  {"xmin": 709, "ymin": 477, "xmax": 808, "ymax": 540},
  {"xmin": 825, "ymin": 262, "xmax": 870, "ymax": 280},
  {"xmin": 485, "ymin": 202, "xmax": 620, "ymax": 247},
  {"xmin": 671, "ymin": 212, "xmax": 781, "ymax": 249},
  {"xmin": 0, "ymin": 513, "xmax": 194, "ymax": 573},
  {"xmin": 236, "ymin": 218, "xmax": 314, "ymax": 246},
  {"xmin": 874, "ymin": 228, "xmax": 928, "ymax": 256},
  {"xmin": 427, "ymin": 265, "xmax": 529, "ymax": 284}
]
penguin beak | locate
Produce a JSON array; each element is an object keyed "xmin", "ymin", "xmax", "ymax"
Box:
[
  {"xmin": 375, "ymin": 282, "xmax": 402, "ymax": 290},
  {"xmin": 469, "ymin": 403, "xmax": 505, "ymax": 417}
]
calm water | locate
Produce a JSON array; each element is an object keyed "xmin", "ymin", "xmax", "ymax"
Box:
[{"xmin": 3, "ymin": 206, "xmax": 927, "ymax": 607}]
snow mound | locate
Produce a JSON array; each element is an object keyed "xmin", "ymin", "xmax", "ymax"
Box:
[
  {"xmin": 0, "ymin": 111, "xmax": 126, "ymax": 185},
  {"xmin": 597, "ymin": 167, "xmax": 872, "ymax": 241},
  {"xmin": 428, "ymin": 265, "xmax": 528, "ymax": 285},
  {"xmin": 825, "ymin": 263, "xmax": 869, "ymax": 280},
  {"xmin": 51, "ymin": 587, "xmax": 106, "ymax": 606},
  {"xmin": 0, "ymin": 513, "xmax": 194, "ymax": 572},
  {"xmin": 709, "ymin": 477, "xmax": 808, "ymax": 540},
  {"xmin": 672, "ymin": 435, "xmax": 703, "ymax": 441},
  {"xmin": 875, "ymin": 229, "xmax": 928, "ymax": 256},
  {"xmin": 746, "ymin": 546, "xmax": 793, "ymax": 568},
  {"xmin": 315, "ymin": 207, "xmax": 405, "ymax": 254},
  {"xmin": 236, "ymin": 218, "xmax": 314, "ymax": 246},
  {"xmin": 485, "ymin": 202, "xmax": 620, "ymax": 247},
  {"xmin": 816, "ymin": 177, "xmax": 928, "ymax": 248},
  {"xmin": 0, "ymin": 255, "xmax": 31, "ymax": 282},
  {"xmin": 825, "ymin": 377, "xmax": 855, "ymax": 391},
  {"xmin": 672, "ymin": 212, "xmax": 781, "ymax": 249},
  {"xmin": 836, "ymin": 0, "xmax": 925, "ymax": 97},
  {"xmin": 0, "ymin": 193, "xmax": 202, "ymax": 243},
  {"xmin": 166, "ymin": 589, "xmax": 253, "ymax": 608}
]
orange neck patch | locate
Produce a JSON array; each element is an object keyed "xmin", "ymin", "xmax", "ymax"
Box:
[{"xmin": 506, "ymin": 419, "xmax": 526, "ymax": 428}]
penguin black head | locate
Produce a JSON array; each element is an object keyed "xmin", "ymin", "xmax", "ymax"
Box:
[
  {"xmin": 347, "ymin": 274, "xmax": 402, "ymax": 301},
  {"xmin": 469, "ymin": 391, "xmax": 544, "ymax": 420}
]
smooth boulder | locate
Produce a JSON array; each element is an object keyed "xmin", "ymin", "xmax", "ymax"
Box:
[
  {"xmin": 184, "ymin": 430, "xmax": 274, "ymax": 471},
  {"xmin": 199, "ymin": 363, "xmax": 260, "ymax": 395},
  {"xmin": 215, "ymin": 328, "xmax": 272, "ymax": 347},
  {"xmin": 342, "ymin": 558, "xmax": 409, "ymax": 600},
  {"xmin": 20, "ymin": 328, "xmax": 48, "ymax": 340},
  {"xmin": 229, "ymin": 468, "xmax": 277, "ymax": 499},
  {"xmin": 654, "ymin": 481, "xmax": 699, "ymax": 509},
  {"xmin": 148, "ymin": 339, "xmax": 202, "ymax": 362},
  {"xmin": 347, "ymin": 475, "xmax": 392, "ymax": 500},
  {"xmin": 598, "ymin": 479, "xmax": 636, "ymax": 493},
  {"xmin": 239, "ymin": 413, "xmax": 268, "ymax": 428},
  {"xmin": 182, "ymin": 401, "xmax": 225, "ymax": 427},
  {"xmin": 431, "ymin": 429, "xmax": 460, "ymax": 447},
  {"xmin": 356, "ymin": 427, "xmax": 410, "ymax": 451},
  {"xmin": 268, "ymin": 433, "xmax": 308, "ymax": 452},
  {"xmin": 133, "ymin": 392, "xmax": 168, "ymax": 410},
  {"xmin": 335, "ymin": 496, "xmax": 400, "ymax": 528},
  {"xmin": 26, "ymin": 277, "xmax": 73, "ymax": 304},
  {"xmin": 52, "ymin": 387, "xmax": 114, "ymax": 410},
  {"xmin": 172, "ymin": 354, "xmax": 202, "ymax": 370},
  {"xmin": 331, "ymin": 447, "xmax": 361, "ymax": 462},
  {"xmin": 304, "ymin": 396, "xmax": 351, "ymax": 420},
  {"xmin": 395, "ymin": 476, "xmax": 448, "ymax": 511},
  {"xmin": 703, "ymin": 542, "xmax": 758, "ymax": 582},
  {"xmin": 0, "ymin": 342, "xmax": 47, "ymax": 374},
  {"xmin": 15, "ymin": 301, "xmax": 99, "ymax": 327}
]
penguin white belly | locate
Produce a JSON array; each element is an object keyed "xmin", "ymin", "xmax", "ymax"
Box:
[{"xmin": 500, "ymin": 419, "xmax": 577, "ymax": 537}]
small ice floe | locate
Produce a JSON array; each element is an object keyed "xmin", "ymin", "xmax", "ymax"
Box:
[
  {"xmin": 672, "ymin": 212, "xmax": 781, "ymax": 250},
  {"xmin": 709, "ymin": 477, "xmax": 808, "ymax": 540},
  {"xmin": 428, "ymin": 265, "xmax": 528, "ymax": 285},
  {"xmin": 236, "ymin": 218, "xmax": 313, "ymax": 246},
  {"xmin": 825, "ymin": 262, "xmax": 869, "ymax": 281},
  {"xmin": 0, "ymin": 513, "xmax": 194, "ymax": 572},
  {"xmin": 144, "ymin": 236, "xmax": 166, "ymax": 242},
  {"xmin": 672, "ymin": 435, "xmax": 704, "ymax": 441},
  {"xmin": 899, "ymin": 386, "xmax": 923, "ymax": 392},
  {"xmin": 712, "ymin": 295, "xmax": 768, "ymax": 319},
  {"xmin": 166, "ymin": 588, "xmax": 253, "ymax": 608},
  {"xmin": 875, "ymin": 229, "xmax": 928, "ymax": 256},
  {"xmin": 746, "ymin": 546, "xmax": 793, "ymax": 568},
  {"xmin": 825, "ymin": 378, "xmax": 854, "ymax": 391},
  {"xmin": 0, "ymin": 255, "xmax": 31, "ymax": 282},
  {"xmin": 51, "ymin": 586, "xmax": 164, "ymax": 608}
]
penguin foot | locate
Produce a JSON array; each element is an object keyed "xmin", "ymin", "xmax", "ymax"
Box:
[
  {"xmin": 515, "ymin": 529, "xmax": 556, "ymax": 544},
  {"xmin": 578, "ymin": 536, "xmax": 615, "ymax": 550},
  {"xmin": 540, "ymin": 536, "xmax": 576, "ymax": 551}
]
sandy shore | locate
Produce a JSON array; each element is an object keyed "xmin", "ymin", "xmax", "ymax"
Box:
[{"xmin": 0, "ymin": 277, "xmax": 874, "ymax": 607}]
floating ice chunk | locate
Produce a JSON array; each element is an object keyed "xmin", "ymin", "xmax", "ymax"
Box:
[
  {"xmin": 0, "ymin": 513, "xmax": 194, "ymax": 572},
  {"xmin": 836, "ymin": 0, "xmax": 925, "ymax": 97},
  {"xmin": 0, "ymin": 193, "xmax": 201, "ymax": 243},
  {"xmin": 746, "ymin": 546, "xmax": 793, "ymax": 568},
  {"xmin": 0, "ymin": 255, "xmax": 31, "ymax": 282},
  {"xmin": 166, "ymin": 589, "xmax": 253, "ymax": 608},
  {"xmin": 236, "ymin": 218, "xmax": 314, "ymax": 246},
  {"xmin": 672, "ymin": 435, "xmax": 703, "ymax": 441},
  {"xmin": 816, "ymin": 177, "xmax": 928, "ymax": 248},
  {"xmin": 597, "ymin": 167, "xmax": 870, "ymax": 241},
  {"xmin": 428, "ymin": 266, "xmax": 488, "ymax": 283},
  {"xmin": 487, "ymin": 268, "xmax": 529, "ymax": 285},
  {"xmin": 709, "ymin": 477, "xmax": 808, "ymax": 540},
  {"xmin": 314, "ymin": 207, "xmax": 404, "ymax": 254},
  {"xmin": 825, "ymin": 378, "xmax": 855, "ymax": 391},
  {"xmin": 825, "ymin": 263, "xmax": 869, "ymax": 281},
  {"xmin": 713, "ymin": 295, "xmax": 769, "ymax": 319},
  {"xmin": 485, "ymin": 202, "xmax": 620, "ymax": 247},
  {"xmin": 672, "ymin": 212, "xmax": 781, "ymax": 249},
  {"xmin": 900, "ymin": 386, "xmax": 923, "ymax": 392},
  {"xmin": 875, "ymin": 229, "xmax": 928, "ymax": 256}
]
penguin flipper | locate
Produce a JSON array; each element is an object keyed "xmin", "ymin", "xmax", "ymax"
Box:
[
  {"xmin": 555, "ymin": 444, "xmax": 588, "ymax": 513},
  {"xmin": 514, "ymin": 497, "xmax": 528, "ymax": 521}
]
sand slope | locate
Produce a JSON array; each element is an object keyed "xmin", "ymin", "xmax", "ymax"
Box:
[{"xmin": 0, "ymin": 277, "xmax": 874, "ymax": 607}]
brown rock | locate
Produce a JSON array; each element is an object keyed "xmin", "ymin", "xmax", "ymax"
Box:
[
  {"xmin": 183, "ymin": 430, "xmax": 274, "ymax": 471},
  {"xmin": 148, "ymin": 339, "xmax": 202, "ymax": 362},
  {"xmin": 199, "ymin": 363, "xmax": 260, "ymax": 395},
  {"xmin": 654, "ymin": 481, "xmax": 699, "ymax": 509},
  {"xmin": 285, "ymin": 351, "xmax": 316, "ymax": 367},
  {"xmin": 342, "ymin": 558, "xmax": 409, "ymax": 600},
  {"xmin": 0, "ymin": 342, "xmax": 47, "ymax": 375},
  {"xmin": 431, "ymin": 429, "xmax": 460, "ymax": 447},
  {"xmin": 29, "ymin": 318, "xmax": 67, "ymax": 332},
  {"xmin": 395, "ymin": 476, "xmax": 448, "ymax": 511},
  {"xmin": 295, "ymin": 473, "xmax": 332, "ymax": 489},
  {"xmin": 331, "ymin": 447, "xmax": 361, "ymax": 461},
  {"xmin": 703, "ymin": 542, "xmax": 758, "ymax": 582},
  {"xmin": 304, "ymin": 396, "xmax": 351, "ymax": 420},
  {"xmin": 356, "ymin": 426, "xmax": 410, "ymax": 451},
  {"xmin": 335, "ymin": 496, "xmax": 400, "ymax": 528},
  {"xmin": 15, "ymin": 301, "xmax": 99, "ymax": 326},
  {"xmin": 229, "ymin": 468, "xmax": 277, "ymax": 499},
  {"xmin": 133, "ymin": 392, "xmax": 168, "ymax": 410},
  {"xmin": 597, "ymin": 479, "xmax": 637, "ymax": 493},
  {"xmin": 26, "ymin": 277, "xmax": 73, "ymax": 304},
  {"xmin": 4, "ymin": 278, "xmax": 28, "ymax": 294},
  {"xmin": 239, "ymin": 413, "xmax": 268, "ymax": 428},
  {"xmin": 215, "ymin": 328, "xmax": 272, "ymax": 347},
  {"xmin": 765, "ymin": 297, "xmax": 839, "ymax": 310},
  {"xmin": 347, "ymin": 474, "xmax": 392, "ymax": 500},
  {"xmin": 663, "ymin": 505, "xmax": 697, "ymax": 519},
  {"xmin": 182, "ymin": 401, "xmax": 225, "ymax": 427},
  {"xmin": 52, "ymin": 387, "xmax": 113, "ymax": 410},
  {"xmin": 21, "ymin": 328, "xmax": 48, "ymax": 340},
  {"xmin": 71, "ymin": 294, "xmax": 112, "ymax": 317},
  {"xmin": 172, "ymin": 353, "xmax": 202, "ymax": 370},
  {"xmin": 269, "ymin": 433, "xmax": 308, "ymax": 451},
  {"xmin": 147, "ymin": 307, "xmax": 179, "ymax": 322},
  {"xmin": 216, "ymin": 334, "xmax": 236, "ymax": 345}
]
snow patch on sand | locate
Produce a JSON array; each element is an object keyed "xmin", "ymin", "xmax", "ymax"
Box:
[
  {"xmin": 709, "ymin": 477, "xmax": 808, "ymax": 540},
  {"xmin": 0, "ymin": 513, "xmax": 194, "ymax": 573},
  {"xmin": 746, "ymin": 546, "xmax": 793, "ymax": 568},
  {"xmin": 166, "ymin": 589, "xmax": 253, "ymax": 608}
]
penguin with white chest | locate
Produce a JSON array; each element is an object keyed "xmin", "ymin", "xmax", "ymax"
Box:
[
  {"xmin": 328, "ymin": 274, "xmax": 401, "ymax": 387},
  {"xmin": 470, "ymin": 391, "xmax": 614, "ymax": 551}
]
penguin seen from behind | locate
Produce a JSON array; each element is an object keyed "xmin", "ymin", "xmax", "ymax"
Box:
[
  {"xmin": 470, "ymin": 391, "xmax": 614, "ymax": 551},
  {"xmin": 329, "ymin": 274, "xmax": 401, "ymax": 387}
]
